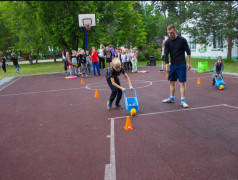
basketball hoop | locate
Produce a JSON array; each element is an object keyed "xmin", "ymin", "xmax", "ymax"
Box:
[
  {"xmin": 85, "ymin": 24, "xmax": 91, "ymax": 31},
  {"xmin": 83, "ymin": 19, "xmax": 92, "ymax": 31}
]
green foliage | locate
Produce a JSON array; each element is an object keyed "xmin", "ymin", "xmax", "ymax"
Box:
[
  {"xmin": 181, "ymin": 1, "xmax": 238, "ymax": 58},
  {"xmin": 138, "ymin": 44, "xmax": 161, "ymax": 62}
]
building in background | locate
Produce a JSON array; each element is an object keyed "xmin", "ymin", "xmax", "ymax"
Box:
[{"xmin": 180, "ymin": 19, "xmax": 238, "ymax": 60}]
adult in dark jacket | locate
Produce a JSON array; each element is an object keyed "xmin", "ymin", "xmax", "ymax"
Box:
[{"xmin": 162, "ymin": 24, "xmax": 191, "ymax": 108}]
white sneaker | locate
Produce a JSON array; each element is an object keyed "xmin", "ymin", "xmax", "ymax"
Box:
[
  {"xmin": 181, "ymin": 102, "xmax": 188, "ymax": 108},
  {"xmin": 162, "ymin": 98, "xmax": 175, "ymax": 103}
]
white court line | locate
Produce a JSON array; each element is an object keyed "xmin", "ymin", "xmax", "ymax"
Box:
[
  {"xmin": 0, "ymin": 86, "xmax": 86, "ymax": 97},
  {"xmin": 109, "ymin": 104, "xmax": 229, "ymax": 120},
  {"xmin": 222, "ymin": 104, "xmax": 238, "ymax": 109},
  {"xmin": 105, "ymin": 118, "xmax": 116, "ymax": 180},
  {"xmin": 86, "ymin": 80, "xmax": 152, "ymax": 91},
  {"xmin": 0, "ymin": 76, "xmax": 23, "ymax": 92},
  {"xmin": 87, "ymin": 81, "xmax": 149, "ymax": 89}
]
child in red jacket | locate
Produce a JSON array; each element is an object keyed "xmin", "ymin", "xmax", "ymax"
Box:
[{"xmin": 91, "ymin": 46, "xmax": 101, "ymax": 76}]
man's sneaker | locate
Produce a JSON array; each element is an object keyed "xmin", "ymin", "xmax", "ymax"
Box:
[
  {"xmin": 115, "ymin": 104, "xmax": 124, "ymax": 109},
  {"xmin": 107, "ymin": 100, "xmax": 112, "ymax": 110},
  {"xmin": 181, "ymin": 102, "xmax": 189, "ymax": 108},
  {"xmin": 162, "ymin": 98, "xmax": 175, "ymax": 103}
]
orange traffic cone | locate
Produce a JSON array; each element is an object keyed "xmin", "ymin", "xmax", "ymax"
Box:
[
  {"xmin": 124, "ymin": 116, "xmax": 133, "ymax": 130},
  {"xmin": 165, "ymin": 72, "xmax": 168, "ymax": 78},
  {"xmin": 94, "ymin": 89, "xmax": 99, "ymax": 98},
  {"xmin": 81, "ymin": 78, "xmax": 84, "ymax": 84},
  {"xmin": 197, "ymin": 78, "xmax": 201, "ymax": 85}
]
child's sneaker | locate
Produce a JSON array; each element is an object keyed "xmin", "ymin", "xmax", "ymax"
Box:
[
  {"xmin": 162, "ymin": 98, "xmax": 175, "ymax": 103},
  {"xmin": 107, "ymin": 100, "xmax": 112, "ymax": 110},
  {"xmin": 115, "ymin": 104, "xmax": 124, "ymax": 109},
  {"xmin": 181, "ymin": 102, "xmax": 188, "ymax": 108}
]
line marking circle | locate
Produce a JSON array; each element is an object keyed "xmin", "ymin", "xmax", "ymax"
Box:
[{"xmin": 85, "ymin": 80, "xmax": 152, "ymax": 90}]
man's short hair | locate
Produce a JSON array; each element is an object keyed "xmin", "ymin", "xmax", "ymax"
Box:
[{"xmin": 167, "ymin": 24, "xmax": 176, "ymax": 31}]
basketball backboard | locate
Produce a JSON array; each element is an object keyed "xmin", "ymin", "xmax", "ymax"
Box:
[{"xmin": 78, "ymin": 14, "xmax": 96, "ymax": 27}]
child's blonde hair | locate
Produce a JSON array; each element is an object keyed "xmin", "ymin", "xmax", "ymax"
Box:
[{"xmin": 112, "ymin": 58, "xmax": 121, "ymax": 68}]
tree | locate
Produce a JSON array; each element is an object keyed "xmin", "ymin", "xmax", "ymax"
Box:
[
  {"xmin": 0, "ymin": 2, "xmax": 18, "ymax": 53},
  {"xmin": 140, "ymin": 2, "xmax": 167, "ymax": 45},
  {"xmin": 182, "ymin": 1, "xmax": 238, "ymax": 59},
  {"xmin": 88, "ymin": 1, "xmax": 146, "ymax": 49}
]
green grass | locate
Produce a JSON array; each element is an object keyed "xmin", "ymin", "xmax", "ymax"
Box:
[
  {"xmin": 0, "ymin": 62, "xmax": 65, "ymax": 80},
  {"xmin": 139, "ymin": 57, "xmax": 238, "ymax": 74},
  {"xmin": 0, "ymin": 58, "xmax": 237, "ymax": 80}
]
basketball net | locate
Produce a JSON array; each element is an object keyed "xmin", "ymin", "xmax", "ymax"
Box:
[{"xmin": 85, "ymin": 24, "xmax": 91, "ymax": 31}]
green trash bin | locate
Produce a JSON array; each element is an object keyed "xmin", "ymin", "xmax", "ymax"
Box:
[{"xmin": 197, "ymin": 62, "xmax": 208, "ymax": 73}]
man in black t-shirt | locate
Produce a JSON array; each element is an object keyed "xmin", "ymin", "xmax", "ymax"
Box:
[
  {"xmin": 106, "ymin": 58, "xmax": 133, "ymax": 110},
  {"xmin": 162, "ymin": 24, "xmax": 191, "ymax": 108}
]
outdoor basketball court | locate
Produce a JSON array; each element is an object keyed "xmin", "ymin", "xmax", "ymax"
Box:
[{"xmin": 0, "ymin": 66, "xmax": 238, "ymax": 180}]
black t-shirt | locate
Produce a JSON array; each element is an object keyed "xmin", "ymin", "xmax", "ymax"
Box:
[
  {"xmin": 104, "ymin": 50, "xmax": 112, "ymax": 59},
  {"xmin": 106, "ymin": 66, "xmax": 125, "ymax": 80},
  {"xmin": 11, "ymin": 56, "xmax": 18, "ymax": 66},
  {"xmin": 79, "ymin": 53, "xmax": 87, "ymax": 64},
  {"xmin": 164, "ymin": 35, "xmax": 191, "ymax": 65}
]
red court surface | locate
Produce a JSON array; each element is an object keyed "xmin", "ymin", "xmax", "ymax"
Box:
[{"xmin": 0, "ymin": 66, "xmax": 238, "ymax": 180}]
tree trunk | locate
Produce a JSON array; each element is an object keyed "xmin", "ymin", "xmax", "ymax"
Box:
[
  {"xmin": 62, "ymin": 40, "xmax": 69, "ymax": 51},
  {"xmin": 36, "ymin": 48, "xmax": 40, "ymax": 64},
  {"xmin": 29, "ymin": 52, "xmax": 33, "ymax": 64},
  {"xmin": 127, "ymin": 39, "xmax": 130, "ymax": 49},
  {"xmin": 227, "ymin": 37, "xmax": 232, "ymax": 59},
  {"xmin": 76, "ymin": 36, "xmax": 79, "ymax": 51},
  {"xmin": 53, "ymin": 52, "xmax": 56, "ymax": 62},
  {"xmin": 227, "ymin": 1, "xmax": 232, "ymax": 59}
]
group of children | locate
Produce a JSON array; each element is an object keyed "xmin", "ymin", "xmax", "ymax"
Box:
[
  {"xmin": 61, "ymin": 46, "xmax": 139, "ymax": 78},
  {"xmin": 116, "ymin": 48, "xmax": 138, "ymax": 73},
  {"xmin": 62, "ymin": 48, "xmax": 94, "ymax": 77}
]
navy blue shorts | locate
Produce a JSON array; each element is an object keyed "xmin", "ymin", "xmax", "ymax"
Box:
[{"xmin": 168, "ymin": 64, "xmax": 187, "ymax": 82}]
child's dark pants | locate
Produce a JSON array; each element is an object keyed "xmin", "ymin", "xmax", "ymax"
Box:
[
  {"xmin": 2, "ymin": 63, "xmax": 6, "ymax": 72},
  {"xmin": 107, "ymin": 77, "xmax": 122, "ymax": 105}
]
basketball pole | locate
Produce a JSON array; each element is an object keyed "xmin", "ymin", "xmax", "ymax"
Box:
[{"xmin": 84, "ymin": 27, "xmax": 88, "ymax": 51}]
